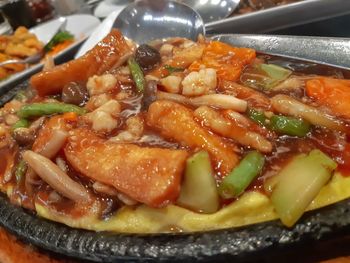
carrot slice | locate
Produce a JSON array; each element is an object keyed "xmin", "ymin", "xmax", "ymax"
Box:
[
  {"xmin": 189, "ymin": 41, "xmax": 256, "ymax": 81},
  {"xmin": 64, "ymin": 128, "xmax": 188, "ymax": 207},
  {"xmin": 306, "ymin": 77, "xmax": 350, "ymax": 119},
  {"xmin": 62, "ymin": 112, "xmax": 78, "ymax": 122},
  {"xmin": 30, "ymin": 29, "xmax": 131, "ymax": 96}
]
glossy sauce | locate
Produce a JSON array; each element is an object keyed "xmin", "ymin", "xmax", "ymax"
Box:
[{"xmin": 2, "ymin": 52, "xmax": 350, "ymax": 216}]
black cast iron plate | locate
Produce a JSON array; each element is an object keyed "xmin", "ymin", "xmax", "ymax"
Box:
[{"xmin": 1, "ymin": 82, "xmax": 350, "ymax": 263}]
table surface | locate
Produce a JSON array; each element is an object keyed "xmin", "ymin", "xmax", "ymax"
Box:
[{"xmin": 1, "ymin": 11, "xmax": 350, "ymax": 263}]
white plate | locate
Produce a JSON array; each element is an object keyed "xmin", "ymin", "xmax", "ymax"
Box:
[
  {"xmin": 0, "ymin": 14, "xmax": 101, "ymax": 93},
  {"xmin": 94, "ymin": 0, "xmax": 128, "ymax": 18},
  {"xmin": 75, "ymin": 10, "xmax": 119, "ymax": 58}
]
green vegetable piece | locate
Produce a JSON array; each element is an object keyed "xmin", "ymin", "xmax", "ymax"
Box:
[
  {"xmin": 12, "ymin": 118, "xmax": 30, "ymax": 131},
  {"xmin": 44, "ymin": 31, "xmax": 74, "ymax": 52},
  {"xmin": 218, "ymin": 151, "xmax": 265, "ymax": 199},
  {"xmin": 15, "ymin": 160, "xmax": 27, "ymax": 183},
  {"xmin": 128, "ymin": 57, "xmax": 145, "ymax": 92},
  {"xmin": 15, "ymin": 90, "xmax": 27, "ymax": 101},
  {"xmin": 270, "ymin": 115, "xmax": 311, "ymax": 137},
  {"xmin": 247, "ymin": 108, "xmax": 267, "ymax": 126},
  {"xmin": 17, "ymin": 103, "xmax": 86, "ymax": 119},
  {"xmin": 177, "ymin": 151, "xmax": 219, "ymax": 214},
  {"xmin": 242, "ymin": 63, "xmax": 292, "ymax": 90},
  {"xmin": 259, "ymin": 63, "xmax": 292, "ymax": 89},
  {"xmin": 270, "ymin": 149, "xmax": 337, "ymax": 227},
  {"xmin": 164, "ymin": 64, "xmax": 184, "ymax": 74}
]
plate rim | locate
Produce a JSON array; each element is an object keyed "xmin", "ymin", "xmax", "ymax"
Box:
[{"xmin": 1, "ymin": 190, "xmax": 350, "ymax": 262}]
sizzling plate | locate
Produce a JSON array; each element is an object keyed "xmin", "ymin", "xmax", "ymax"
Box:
[
  {"xmin": 1, "ymin": 35, "xmax": 350, "ymax": 262},
  {"xmin": 1, "ymin": 84, "xmax": 350, "ymax": 263},
  {"xmin": 1, "ymin": 191, "xmax": 350, "ymax": 262}
]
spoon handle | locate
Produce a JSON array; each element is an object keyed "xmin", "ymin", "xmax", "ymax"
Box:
[
  {"xmin": 212, "ymin": 34, "xmax": 350, "ymax": 70},
  {"xmin": 0, "ymin": 60, "xmax": 26, "ymax": 67},
  {"xmin": 0, "ymin": 52, "xmax": 43, "ymax": 67}
]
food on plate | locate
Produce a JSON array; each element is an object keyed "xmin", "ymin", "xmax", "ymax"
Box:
[
  {"xmin": 0, "ymin": 27, "xmax": 75, "ymax": 80},
  {"xmin": 0, "ymin": 29, "xmax": 349, "ymax": 233},
  {"xmin": 234, "ymin": 0, "xmax": 300, "ymax": 15},
  {"xmin": 44, "ymin": 31, "xmax": 74, "ymax": 57},
  {"xmin": 0, "ymin": 27, "xmax": 43, "ymax": 79}
]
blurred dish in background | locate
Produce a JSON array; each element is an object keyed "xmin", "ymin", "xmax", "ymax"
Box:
[
  {"xmin": 1, "ymin": 0, "xmax": 37, "ymax": 29},
  {"xmin": 0, "ymin": 14, "xmax": 100, "ymax": 90},
  {"xmin": 50, "ymin": 0, "xmax": 92, "ymax": 16},
  {"xmin": 0, "ymin": 12, "xmax": 12, "ymax": 35},
  {"xmin": 233, "ymin": 0, "xmax": 300, "ymax": 15},
  {"xmin": 1, "ymin": 0, "xmax": 54, "ymax": 30},
  {"xmin": 26, "ymin": 0, "xmax": 54, "ymax": 24},
  {"xmin": 93, "ymin": 0, "xmax": 128, "ymax": 18},
  {"xmin": 0, "ymin": 26, "xmax": 43, "ymax": 80}
]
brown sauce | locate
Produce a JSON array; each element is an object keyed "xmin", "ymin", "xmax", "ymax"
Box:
[{"xmin": 1, "ymin": 48, "xmax": 350, "ymax": 216}]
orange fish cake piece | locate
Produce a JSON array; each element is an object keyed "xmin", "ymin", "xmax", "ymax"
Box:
[
  {"xmin": 64, "ymin": 128, "xmax": 188, "ymax": 207},
  {"xmin": 146, "ymin": 100, "xmax": 239, "ymax": 176},
  {"xmin": 30, "ymin": 29, "xmax": 131, "ymax": 96}
]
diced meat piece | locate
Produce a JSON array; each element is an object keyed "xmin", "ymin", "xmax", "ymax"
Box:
[
  {"xmin": 85, "ymin": 100, "xmax": 121, "ymax": 133},
  {"xmin": 64, "ymin": 128, "xmax": 188, "ymax": 207},
  {"xmin": 30, "ymin": 29, "xmax": 131, "ymax": 96},
  {"xmin": 86, "ymin": 74, "xmax": 118, "ymax": 96},
  {"xmin": 160, "ymin": 75, "xmax": 182, "ymax": 93},
  {"xmin": 147, "ymin": 100, "xmax": 238, "ymax": 175}
]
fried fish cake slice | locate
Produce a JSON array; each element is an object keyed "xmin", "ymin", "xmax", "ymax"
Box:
[
  {"xmin": 31, "ymin": 29, "xmax": 132, "ymax": 96},
  {"xmin": 147, "ymin": 100, "xmax": 239, "ymax": 176},
  {"xmin": 64, "ymin": 128, "xmax": 188, "ymax": 207}
]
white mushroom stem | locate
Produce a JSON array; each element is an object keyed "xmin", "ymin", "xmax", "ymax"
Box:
[
  {"xmin": 39, "ymin": 130, "xmax": 68, "ymax": 159},
  {"xmin": 271, "ymin": 94, "xmax": 348, "ymax": 133},
  {"xmin": 3, "ymin": 152, "xmax": 15, "ymax": 183},
  {"xmin": 23, "ymin": 151, "xmax": 91, "ymax": 203},
  {"xmin": 93, "ymin": 181, "xmax": 138, "ymax": 205},
  {"xmin": 93, "ymin": 181, "xmax": 119, "ymax": 196},
  {"xmin": 117, "ymin": 192, "xmax": 138, "ymax": 206},
  {"xmin": 157, "ymin": 91, "xmax": 247, "ymax": 112}
]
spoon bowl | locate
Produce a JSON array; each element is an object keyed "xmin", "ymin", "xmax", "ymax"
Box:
[
  {"xmin": 113, "ymin": 0, "xmax": 205, "ymax": 44},
  {"xmin": 76, "ymin": 0, "xmax": 350, "ymax": 70},
  {"xmin": 182, "ymin": 0, "xmax": 240, "ymax": 23}
]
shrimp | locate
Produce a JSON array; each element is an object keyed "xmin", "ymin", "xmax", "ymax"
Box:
[{"xmin": 182, "ymin": 68, "xmax": 217, "ymax": 96}]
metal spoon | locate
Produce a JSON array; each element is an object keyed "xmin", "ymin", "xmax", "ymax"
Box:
[
  {"xmin": 180, "ymin": 0, "xmax": 240, "ymax": 23},
  {"xmin": 112, "ymin": 0, "xmax": 205, "ymax": 43},
  {"xmin": 0, "ymin": 52, "xmax": 44, "ymax": 67},
  {"xmin": 113, "ymin": 0, "xmax": 350, "ymax": 69}
]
